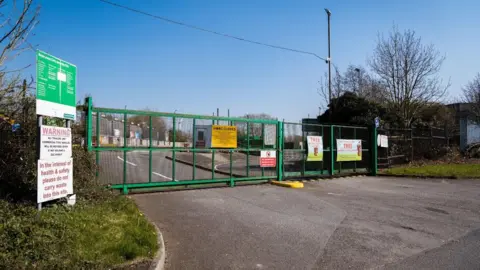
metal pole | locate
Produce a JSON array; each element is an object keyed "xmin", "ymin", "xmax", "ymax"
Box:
[
  {"xmin": 96, "ymin": 111, "xmax": 100, "ymax": 178},
  {"xmin": 192, "ymin": 118, "xmax": 196, "ymax": 180},
  {"xmin": 216, "ymin": 108, "xmax": 219, "ymax": 124},
  {"xmin": 372, "ymin": 125, "xmax": 378, "ymax": 176},
  {"xmin": 123, "ymin": 112, "xmax": 128, "ymax": 194},
  {"xmin": 246, "ymin": 122, "xmax": 250, "ymax": 177},
  {"xmin": 329, "ymin": 125, "xmax": 334, "ymax": 176},
  {"xmin": 86, "ymin": 97, "xmax": 93, "ymax": 151},
  {"xmin": 149, "ymin": 116, "xmax": 152, "ymax": 183},
  {"xmin": 37, "ymin": 115, "xmax": 43, "ymax": 211},
  {"xmin": 325, "ymin": 9, "xmax": 332, "ymax": 122}
]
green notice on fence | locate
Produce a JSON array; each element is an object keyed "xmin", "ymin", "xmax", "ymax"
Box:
[{"xmin": 36, "ymin": 50, "xmax": 77, "ymax": 120}]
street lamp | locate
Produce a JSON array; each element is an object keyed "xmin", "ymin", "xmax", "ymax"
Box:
[
  {"xmin": 354, "ymin": 68, "xmax": 360, "ymax": 92},
  {"xmin": 325, "ymin": 8, "xmax": 332, "ymax": 121}
]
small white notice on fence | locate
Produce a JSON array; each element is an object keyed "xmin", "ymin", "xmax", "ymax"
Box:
[
  {"xmin": 37, "ymin": 158, "xmax": 73, "ymax": 203},
  {"xmin": 264, "ymin": 124, "xmax": 276, "ymax": 146},
  {"xmin": 378, "ymin": 134, "xmax": 388, "ymax": 148},
  {"xmin": 40, "ymin": 125, "xmax": 72, "ymax": 159}
]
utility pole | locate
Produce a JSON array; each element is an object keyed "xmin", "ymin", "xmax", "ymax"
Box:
[{"xmin": 325, "ymin": 8, "xmax": 332, "ymax": 122}]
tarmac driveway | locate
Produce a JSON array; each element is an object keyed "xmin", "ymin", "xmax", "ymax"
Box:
[{"xmin": 133, "ymin": 176, "xmax": 480, "ymax": 270}]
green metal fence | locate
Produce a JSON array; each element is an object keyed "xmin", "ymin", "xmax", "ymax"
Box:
[
  {"xmin": 85, "ymin": 98, "xmax": 280, "ymax": 194},
  {"xmin": 83, "ymin": 97, "xmax": 378, "ymax": 193},
  {"xmin": 282, "ymin": 122, "xmax": 376, "ymax": 178}
]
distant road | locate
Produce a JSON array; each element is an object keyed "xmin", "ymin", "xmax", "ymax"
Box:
[{"xmin": 96, "ymin": 151, "xmax": 223, "ymax": 185}]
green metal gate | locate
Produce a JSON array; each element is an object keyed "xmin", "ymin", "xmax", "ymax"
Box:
[
  {"xmin": 83, "ymin": 97, "xmax": 378, "ymax": 193},
  {"xmin": 282, "ymin": 121, "xmax": 377, "ymax": 178},
  {"xmin": 84, "ymin": 97, "xmax": 281, "ymax": 194}
]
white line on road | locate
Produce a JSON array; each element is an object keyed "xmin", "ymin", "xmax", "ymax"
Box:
[
  {"xmin": 214, "ymin": 162, "xmax": 234, "ymax": 171},
  {"xmin": 152, "ymin": 171, "xmax": 173, "ymax": 181},
  {"xmin": 327, "ymin": 192, "xmax": 342, "ymax": 196},
  {"xmin": 117, "ymin": 156, "xmax": 137, "ymax": 166}
]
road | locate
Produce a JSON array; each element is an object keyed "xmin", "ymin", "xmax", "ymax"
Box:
[
  {"xmin": 214, "ymin": 160, "xmax": 277, "ymax": 177},
  {"xmin": 133, "ymin": 176, "xmax": 480, "ymax": 270},
  {"xmin": 96, "ymin": 151, "xmax": 224, "ymax": 185}
]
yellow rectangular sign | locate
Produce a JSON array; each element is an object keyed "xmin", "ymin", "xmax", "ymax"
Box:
[{"xmin": 211, "ymin": 125, "xmax": 237, "ymax": 148}]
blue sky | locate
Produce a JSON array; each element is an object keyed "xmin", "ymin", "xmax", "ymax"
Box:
[{"xmin": 13, "ymin": 0, "xmax": 480, "ymax": 121}]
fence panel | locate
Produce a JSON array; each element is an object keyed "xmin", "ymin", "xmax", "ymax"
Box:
[
  {"xmin": 378, "ymin": 126, "xmax": 451, "ymax": 168},
  {"xmin": 282, "ymin": 122, "xmax": 330, "ymax": 178},
  {"xmin": 333, "ymin": 125, "xmax": 371, "ymax": 174},
  {"xmin": 86, "ymin": 98, "xmax": 279, "ymax": 193},
  {"xmin": 282, "ymin": 122, "xmax": 373, "ymax": 178},
  {"xmin": 84, "ymin": 98, "xmax": 379, "ymax": 192}
]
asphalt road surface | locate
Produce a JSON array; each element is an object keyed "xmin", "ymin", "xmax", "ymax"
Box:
[
  {"xmin": 96, "ymin": 151, "xmax": 223, "ymax": 185},
  {"xmin": 134, "ymin": 176, "xmax": 480, "ymax": 270}
]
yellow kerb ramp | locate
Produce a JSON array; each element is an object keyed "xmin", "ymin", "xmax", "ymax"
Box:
[{"xmin": 271, "ymin": 181, "xmax": 304, "ymax": 189}]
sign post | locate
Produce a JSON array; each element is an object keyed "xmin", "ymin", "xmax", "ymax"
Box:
[{"xmin": 36, "ymin": 50, "xmax": 76, "ymax": 210}]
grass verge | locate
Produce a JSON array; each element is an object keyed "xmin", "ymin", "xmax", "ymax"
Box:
[
  {"xmin": 0, "ymin": 195, "xmax": 158, "ymax": 269},
  {"xmin": 384, "ymin": 164, "xmax": 480, "ymax": 178}
]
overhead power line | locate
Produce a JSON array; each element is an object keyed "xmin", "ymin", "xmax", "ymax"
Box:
[{"xmin": 99, "ymin": 0, "xmax": 328, "ymax": 62}]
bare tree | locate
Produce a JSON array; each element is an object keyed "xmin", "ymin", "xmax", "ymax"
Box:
[
  {"xmin": 317, "ymin": 65, "xmax": 387, "ymax": 113},
  {"xmin": 0, "ymin": 0, "xmax": 39, "ymax": 126},
  {"xmin": 369, "ymin": 26, "xmax": 449, "ymax": 127},
  {"xmin": 317, "ymin": 66, "xmax": 343, "ymax": 111},
  {"xmin": 340, "ymin": 65, "xmax": 387, "ymax": 101},
  {"xmin": 0, "ymin": 0, "xmax": 39, "ymax": 69},
  {"xmin": 462, "ymin": 73, "xmax": 480, "ymax": 118},
  {"xmin": 240, "ymin": 113, "xmax": 276, "ymax": 137}
]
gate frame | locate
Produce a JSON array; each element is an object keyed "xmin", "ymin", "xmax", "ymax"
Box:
[
  {"xmin": 83, "ymin": 97, "xmax": 378, "ymax": 193},
  {"xmin": 85, "ymin": 97, "xmax": 281, "ymax": 194}
]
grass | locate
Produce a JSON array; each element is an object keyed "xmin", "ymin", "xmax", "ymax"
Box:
[
  {"xmin": 0, "ymin": 195, "xmax": 158, "ymax": 269},
  {"xmin": 384, "ymin": 163, "xmax": 480, "ymax": 178}
]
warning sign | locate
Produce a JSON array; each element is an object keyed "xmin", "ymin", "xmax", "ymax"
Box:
[
  {"xmin": 211, "ymin": 125, "xmax": 237, "ymax": 148},
  {"xmin": 260, "ymin": 150, "xmax": 276, "ymax": 167},
  {"xmin": 37, "ymin": 158, "xmax": 73, "ymax": 203},
  {"xmin": 40, "ymin": 125, "xmax": 72, "ymax": 159}
]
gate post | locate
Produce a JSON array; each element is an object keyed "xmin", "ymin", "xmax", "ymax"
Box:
[
  {"xmin": 371, "ymin": 124, "xmax": 378, "ymax": 176},
  {"xmin": 329, "ymin": 125, "xmax": 335, "ymax": 176},
  {"xmin": 277, "ymin": 121, "xmax": 284, "ymax": 181},
  {"xmin": 85, "ymin": 97, "xmax": 93, "ymax": 151}
]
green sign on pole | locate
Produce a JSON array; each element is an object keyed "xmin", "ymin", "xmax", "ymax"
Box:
[{"xmin": 36, "ymin": 50, "xmax": 77, "ymax": 120}]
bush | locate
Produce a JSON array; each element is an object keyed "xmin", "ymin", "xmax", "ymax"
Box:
[
  {"xmin": 0, "ymin": 196, "xmax": 158, "ymax": 269},
  {"xmin": 0, "ymin": 128, "xmax": 106, "ymax": 203}
]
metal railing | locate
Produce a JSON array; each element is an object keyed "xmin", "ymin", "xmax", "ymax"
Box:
[{"xmin": 83, "ymin": 97, "xmax": 378, "ymax": 193}]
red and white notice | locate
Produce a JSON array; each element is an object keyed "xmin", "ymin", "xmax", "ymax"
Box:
[{"xmin": 37, "ymin": 158, "xmax": 73, "ymax": 203}]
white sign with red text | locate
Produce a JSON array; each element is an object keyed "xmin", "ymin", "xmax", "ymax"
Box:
[
  {"xmin": 260, "ymin": 150, "xmax": 277, "ymax": 167},
  {"xmin": 37, "ymin": 158, "xmax": 73, "ymax": 203},
  {"xmin": 40, "ymin": 125, "xmax": 72, "ymax": 160}
]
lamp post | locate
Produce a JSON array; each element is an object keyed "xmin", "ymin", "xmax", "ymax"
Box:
[
  {"xmin": 325, "ymin": 8, "xmax": 332, "ymax": 121},
  {"xmin": 355, "ymin": 67, "xmax": 360, "ymax": 93}
]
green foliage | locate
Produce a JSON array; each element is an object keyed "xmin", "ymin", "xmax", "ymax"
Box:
[
  {"xmin": 318, "ymin": 91, "xmax": 455, "ymax": 129},
  {"xmin": 318, "ymin": 91, "xmax": 387, "ymax": 126},
  {"xmin": 128, "ymin": 114, "xmax": 167, "ymax": 135},
  {"xmin": 168, "ymin": 128, "xmax": 190, "ymax": 142},
  {"xmin": 0, "ymin": 196, "xmax": 158, "ymax": 269},
  {"xmin": 414, "ymin": 103, "xmax": 455, "ymax": 128},
  {"xmin": 385, "ymin": 164, "xmax": 480, "ymax": 178}
]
